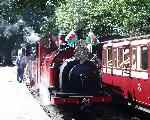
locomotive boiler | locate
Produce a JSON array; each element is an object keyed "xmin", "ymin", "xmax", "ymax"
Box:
[{"xmin": 25, "ymin": 33, "xmax": 111, "ymax": 106}]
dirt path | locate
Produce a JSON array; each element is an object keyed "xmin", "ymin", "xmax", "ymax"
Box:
[{"xmin": 0, "ymin": 66, "xmax": 50, "ymax": 120}]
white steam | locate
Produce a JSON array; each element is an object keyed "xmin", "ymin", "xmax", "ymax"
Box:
[{"xmin": 24, "ymin": 27, "xmax": 41, "ymax": 43}]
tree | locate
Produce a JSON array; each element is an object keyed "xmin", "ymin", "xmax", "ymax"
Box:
[
  {"xmin": 55, "ymin": 0, "xmax": 150, "ymax": 38},
  {"xmin": 0, "ymin": 20, "xmax": 25, "ymax": 64},
  {"xmin": 14, "ymin": 0, "xmax": 65, "ymax": 35},
  {"xmin": 14, "ymin": 0, "xmax": 150, "ymax": 39},
  {"xmin": 0, "ymin": 0, "xmax": 50, "ymax": 65},
  {"xmin": 0, "ymin": 0, "xmax": 25, "ymax": 65}
]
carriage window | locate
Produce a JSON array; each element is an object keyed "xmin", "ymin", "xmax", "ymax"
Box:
[
  {"xmin": 102, "ymin": 48, "xmax": 107, "ymax": 67},
  {"xmin": 107, "ymin": 47, "xmax": 112, "ymax": 67},
  {"xmin": 122, "ymin": 47, "xmax": 130, "ymax": 68},
  {"xmin": 113, "ymin": 48, "xmax": 117, "ymax": 67},
  {"xmin": 118, "ymin": 47, "xmax": 130, "ymax": 68},
  {"xmin": 124, "ymin": 48, "xmax": 129, "ymax": 61},
  {"xmin": 132, "ymin": 47, "xmax": 137, "ymax": 69},
  {"xmin": 141, "ymin": 46, "xmax": 148, "ymax": 70},
  {"xmin": 118, "ymin": 48, "xmax": 123, "ymax": 67}
]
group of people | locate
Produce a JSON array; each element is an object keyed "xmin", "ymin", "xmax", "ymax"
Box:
[{"xmin": 15, "ymin": 30, "xmax": 98, "ymax": 83}]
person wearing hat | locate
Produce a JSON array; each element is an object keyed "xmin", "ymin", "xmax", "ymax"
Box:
[{"xmin": 85, "ymin": 31, "xmax": 98, "ymax": 53}]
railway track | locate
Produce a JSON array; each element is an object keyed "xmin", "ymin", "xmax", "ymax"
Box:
[{"xmin": 25, "ymin": 84, "xmax": 146, "ymax": 120}]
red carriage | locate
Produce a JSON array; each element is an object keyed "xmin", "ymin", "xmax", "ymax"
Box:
[{"xmin": 101, "ymin": 35, "xmax": 150, "ymax": 112}]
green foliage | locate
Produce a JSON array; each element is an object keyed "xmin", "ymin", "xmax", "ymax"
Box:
[
  {"xmin": 0, "ymin": 0, "xmax": 25, "ymax": 64},
  {"xmin": 14, "ymin": 0, "xmax": 65, "ymax": 35},
  {"xmin": 55, "ymin": 0, "xmax": 150, "ymax": 38},
  {"xmin": 1, "ymin": 0, "xmax": 150, "ymax": 48}
]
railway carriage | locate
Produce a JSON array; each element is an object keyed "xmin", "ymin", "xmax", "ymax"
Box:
[{"xmin": 101, "ymin": 35, "xmax": 150, "ymax": 112}]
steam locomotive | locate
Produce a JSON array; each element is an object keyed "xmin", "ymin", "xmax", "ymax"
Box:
[{"xmin": 24, "ymin": 33, "xmax": 111, "ymax": 106}]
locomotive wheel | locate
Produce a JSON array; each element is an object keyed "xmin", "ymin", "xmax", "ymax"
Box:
[
  {"xmin": 130, "ymin": 117, "xmax": 141, "ymax": 120},
  {"xmin": 77, "ymin": 104, "xmax": 96, "ymax": 120},
  {"xmin": 128, "ymin": 92, "xmax": 136, "ymax": 107}
]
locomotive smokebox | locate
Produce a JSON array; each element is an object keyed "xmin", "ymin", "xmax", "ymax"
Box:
[
  {"xmin": 59, "ymin": 59, "xmax": 101, "ymax": 94},
  {"xmin": 69, "ymin": 61, "xmax": 100, "ymax": 94}
]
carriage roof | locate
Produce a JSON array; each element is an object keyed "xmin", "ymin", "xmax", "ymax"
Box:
[{"xmin": 102, "ymin": 34, "xmax": 150, "ymax": 47}]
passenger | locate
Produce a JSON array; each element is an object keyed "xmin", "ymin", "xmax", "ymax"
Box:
[
  {"xmin": 120, "ymin": 57, "xmax": 130, "ymax": 68},
  {"xmin": 120, "ymin": 48, "xmax": 130, "ymax": 68},
  {"xmin": 16, "ymin": 49, "xmax": 26, "ymax": 83}
]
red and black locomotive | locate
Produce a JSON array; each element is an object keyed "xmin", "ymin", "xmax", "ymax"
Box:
[{"xmin": 25, "ymin": 33, "xmax": 111, "ymax": 106}]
